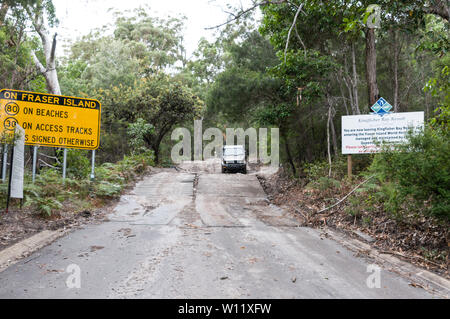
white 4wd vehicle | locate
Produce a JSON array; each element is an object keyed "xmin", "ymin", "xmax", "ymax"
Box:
[{"xmin": 221, "ymin": 145, "xmax": 247, "ymax": 174}]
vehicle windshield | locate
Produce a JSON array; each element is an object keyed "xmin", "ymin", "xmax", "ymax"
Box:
[{"xmin": 223, "ymin": 148, "xmax": 244, "ymax": 156}]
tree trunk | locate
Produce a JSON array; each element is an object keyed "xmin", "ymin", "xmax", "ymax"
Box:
[
  {"xmin": 330, "ymin": 109, "xmax": 338, "ymax": 157},
  {"xmin": 281, "ymin": 127, "xmax": 296, "ymax": 176},
  {"xmin": 0, "ymin": 3, "xmax": 8, "ymax": 26},
  {"xmin": 327, "ymin": 105, "xmax": 332, "ymax": 177},
  {"xmin": 153, "ymin": 146, "xmax": 160, "ymax": 164},
  {"xmin": 284, "ymin": 140, "xmax": 296, "ymax": 176},
  {"xmin": 392, "ymin": 29, "xmax": 401, "ymax": 112},
  {"xmin": 365, "ymin": 28, "xmax": 379, "ymax": 108},
  {"xmin": 351, "ymin": 42, "xmax": 360, "ymax": 114},
  {"xmin": 31, "ymin": 33, "xmax": 60, "ymax": 95},
  {"xmin": 338, "ymin": 75, "xmax": 350, "ymax": 115},
  {"xmin": 26, "ymin": 5, "xmax": 61, "ymax": 95}
]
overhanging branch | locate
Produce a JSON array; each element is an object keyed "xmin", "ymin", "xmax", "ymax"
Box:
[
  {"xmin": 204, "ymin": 0, "xmax": 288, "ymax": 30},
  {"xmin": 284, "ymin": 3, "xmax": 304, "ymax": 63}
]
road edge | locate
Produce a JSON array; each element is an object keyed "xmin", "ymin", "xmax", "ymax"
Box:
[
  {"xmin": 323, "ymin": 227, "xmax": 449, "ymax": 298},
  {"xmin": 0, "ymin": 229, "xmax": 67, "ymax": 273}
]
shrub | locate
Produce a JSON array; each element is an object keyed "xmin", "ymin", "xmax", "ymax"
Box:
[
  {"xmin": 32, "ymin": 197, "xmax": 63, "ymax": 217},
  {"xmin": 302, "ymin": 157, "xmax": 347, "ymax": 182},
  {"xmin": 66, "ymin": 149, "xmax": 90, "ymax": 179},
  {"xmin": 371, "ymin": 125, "xmax": 450, "ymax": 220},
  {"xmin": 307, "ymin": 176, "xmax": 341, "ymax": 191},
  {"xmin": 93, "ymin": 181, "xmax": 122, "ymax": 198},
  {"xmin": 127, "ymin": 118, "xmax": 154, "ymax": 155},
  {"xmin": 1, "ymin": 147, "xmax": 155, "ymax": 215},
  {"xmin": 0, "ymin": 182, "xmax": 7, "ymax": 206}
]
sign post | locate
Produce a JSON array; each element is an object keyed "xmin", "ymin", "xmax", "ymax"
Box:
[
  {"xmin": 90, "ymin": 149, "xmax": 95, "ymax": 180},
  {"xmin": 1, "ymin": 144, "xmax": 7, "ymax": 182},
  {"xmin": 62, "ymin": 148, "xmax": 67, "ymax": 180},
  {"xmin": 347, "ymin": 154, "xmax": 352, "ymax": 180},
  {"xmin": 32, "ymin": 145, "xmax": 37, "ymax": 183}
]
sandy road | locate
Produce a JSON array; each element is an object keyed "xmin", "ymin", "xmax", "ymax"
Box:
[{"xmin": 0, "ymin": 160, "xmax": 441, "ymax": 298}]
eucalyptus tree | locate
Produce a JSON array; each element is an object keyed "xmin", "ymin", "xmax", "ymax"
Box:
[{"xmin": 23, "ymin": 0, "xmax": 60, "ymax": 94}]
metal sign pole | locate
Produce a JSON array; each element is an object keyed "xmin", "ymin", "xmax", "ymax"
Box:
[
  {"xmin": 32, "ymin": 146, "xmax": 37, "ymax": 183},
  {"xmin": 2, "ymin": 144, "xmax": 7, "ymax": 183},
  {"xmin": 62, "ymin": 148, "xmax": 67, "ymax": 179},
  {"xmin": 0, "ymin": 145, "xmax": 3, "ymax": 181},
  {"xmin": 90, "ymin": 149, "xmax": 95, "ymax": 180}
]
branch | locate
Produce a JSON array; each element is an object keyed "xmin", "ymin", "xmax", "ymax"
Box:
[
  {"xmin": 38, "ymin": 159, "xmax": 60, "ymax": 170},
  {"xmin": 25, "ymin": 4, "xmax": 50, "ymax": 60},
  {"xmin": 204, "ymin": 0, "xmax": 287, "ymax": 30},
  {"xmin": 294, "ymin": 23, "xmax": 307, "ymax": 56},
  {"xmin": 423, "ymin": 0, "xmax": 449, "ymax": 21},
  {"xmin": 316, "ymin": 175, "xmax": 375, "ymax": 214},
  {"xmin": 39, "ymin": 152, "xmax": 61, "ymax": 164},
  {"xmin": 31, "ymin": 50, "xmax": 46, "ymax": 74},
  {"xmin": 284, "ymin": 3, "xmax": 304, "ymax": 63},
  {"xmin": 50, "ymin": 33, "xmax": 57, "ymax": 66}
]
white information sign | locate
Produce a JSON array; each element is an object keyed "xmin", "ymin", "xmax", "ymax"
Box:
[
  {"xmin": 342, "ymin": 112, "xmax": 424, "ymax": 154},
  {"xmin": 10, "ymin": 124, "xmax": 25, "ymax": 198}
]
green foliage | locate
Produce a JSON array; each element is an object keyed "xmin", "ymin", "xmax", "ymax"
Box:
[
  {"xmin": 96, "ymin": 74, "xmax": 202, "ymax": 162},
  {"xmin": 32, "ymin": 197, "xmax": 62, "ymax": 217},
  {"xmin": 65, "ymin": 149, "xmax": 90, "ymax": 179},
  {"xmin": 302, "ymin": 157, "xmax": 348, "ymax": 182},
  {"xmin": 425, "ymin": 54, "xmax": 450, "ymax": 130},
  {"xmin": 371, "ymin": 125, "xmax": 450, "ymax": 220},
  {"xmin": 59, "ymin": 8, "xmax": 201, "ymax": 164},
  {"xmin": 93, "ymin": 181, "xmax": 122, "ymax": 198},
  {"xmin": 22, "ymin": 169, "xmax": 64, "ymax": 217},
  {"xmin": 4, "ymin": 151, "xmax": 155, "ymax": 216},
  {"xmin": 0, "ymin": 2, "xmax": 44, "ymax": 91},
  {"xmin": 116, "ymin": 151, "xmax": 155, "ymax": 178},
  {"xmin": 205, "ymin": 30, "xmax": 280, "ymax": 125},
  {"xmin": 270, "ymin": 49, "xmax": 337, "ymax": 101},
  {"xmin": 417, "ymin": 14, "xmax": 450, "ymax": 57},
  {"xmin": 0, "ymin": 183, "xmax": 7, "ymax": 206},
  {"xmin": 63, "ymin": 8, "xmax": 186, "ymax": 90},
  {"xmin": 345, "ymin": 196, "xmax": 363, "ymax": 217},
  {"xmin": 127, "ymin": 118, "xmax": 154, "ymax": 154},
  {"xmin": 307, "ymin": 176, "xmax": 341, "ymax": 191}
]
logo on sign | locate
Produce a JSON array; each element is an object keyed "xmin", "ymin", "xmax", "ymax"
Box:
[{"xmin": 371, "ymin": 97, "xmax": 392, "ymax": 116}]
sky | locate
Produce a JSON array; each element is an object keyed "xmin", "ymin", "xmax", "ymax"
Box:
[{"xmin": 52, "ymin": 0, "xmax": 259, "ymax": 58}]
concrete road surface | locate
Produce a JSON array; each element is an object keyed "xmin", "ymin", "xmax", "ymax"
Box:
[{"xmin": 0, "ymin": 162, "xmax": 443, "ymax": 298}]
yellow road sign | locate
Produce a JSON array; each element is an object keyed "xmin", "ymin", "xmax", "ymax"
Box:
[{"xmin": 0, "ymin": 89, "xmax": 101, "ymax": 150}]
